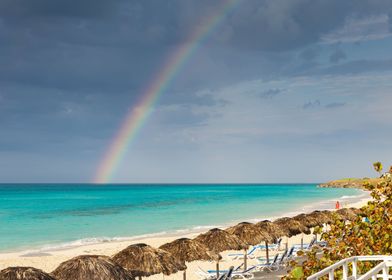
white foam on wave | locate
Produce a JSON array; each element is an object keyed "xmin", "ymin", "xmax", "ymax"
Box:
[
  {"xmin": 340, "ymin": 195, "xmax": 359, "ymax": 199},
  {"xmin": 29, "ymin": 231, "xmax": 170, "ymax": 254}
]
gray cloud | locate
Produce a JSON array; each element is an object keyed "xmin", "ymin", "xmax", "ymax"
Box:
[
  {"xmin": 299, "ymin": 47, "xmax": 321, "ymax": 62},
  {"xmin": 325, "ymin": 102, "xmax": 346, "ymax": 108},
  {"xmin": 389, "ymin": 13, "xmax": 392, "ymax": 31},
  {"xmin": 330, "ymin": 49, "xmax": 347, "ymax": 63},
  {"xmin": 319, "ymin": 59, "xmax": 392, "ymax": 75},
  {"xmin": 154, "ymin": 106, "xmax": 210, "ymax": 127},
  {"xmin": 303, "ymin": 100, "xmax": 321, "ymax": 110},
  {"xmin": 219, "ymin": 0, "xmax": 392, "ymax": 51},
  {"xmin": 0, "ymin": 0, "xmax": 115, "ymax": 18},
  {"xmin": 259, "ymin": 88, "xmax": 284, "ymax": 99},
  {"xmin": 0, "ymin": 0, "xmax": 391, "ymax": 95},
  {"xmin": 1, "ymin": 0, "xmax": 392, "ymax": 182}
]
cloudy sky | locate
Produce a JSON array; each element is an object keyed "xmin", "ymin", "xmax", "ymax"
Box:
[{"xmin": 1, "ymin": 0, "xmax": 392, "ymax": 183}]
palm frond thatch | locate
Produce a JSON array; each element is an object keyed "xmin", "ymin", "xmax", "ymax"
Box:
[
  {"xmin": 0, "ymin": 267, "xmax": 55, "ymax": 280},
  {"xmin": 309, "ymin": 210, "xmax": 334, "ymax": 224},
  {"xmin": 159, "ymin": 238, "xmax": 220, "ymax": 263},
  {"xmin": 226, "ymin": 222, "xmax": 273, "ymax": 245},
  {"xmin": 112, "ymin": 243, "xmax": 186, "ymax": 277},
  {"xmin": 293, "ymin": 213, "xmax": 321, "ymax": 228},
  {"xmin": 52, "ymin": 255, "xmax": 134, "ymax": 280},
  {"xmin": 255, "ymin": 220, "xmax": 286, "ymax": 241},
  {"xmin": 273, "ymin": 217, "xmax": 311, "ymax": 237},
  {"xmin": 335, "ymin": 207, "xmax": 360, "ymax": 221},
  {"xmin": 193, "ymin": 228, "xmax": 248, "ymax": 253}
]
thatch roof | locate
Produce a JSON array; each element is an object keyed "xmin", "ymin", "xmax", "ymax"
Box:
[
  {"xmin": 52, "ymin": 255, "xmax": 134, "ymax": 280},
  {"xmin": 226, "ymin": 222, "xmax": 272, "ymax": 245},
  {"xmin": 0, "ymin": 267, "xmax": 55, "ymax": 280},
  {"xmin": 159, "ymin": 238, "xmax": 220, "ymax": 264},
  {"xmin": 193, "ymin": 228, "xmax": 248, "ymax": 253},
  {"xmin": 255, "ymin": 220, "xmax": 286, "ymax": 241},
  {"xmin": 335, "ymin": 208, "xmax": 359, "ymax": 221},
  {"xmin": 112, "ymin": 243, "xmax": 186, "ymax": 277},
  {"xmin": 293, "ymin": 213, "xmax": 321, "ymax": 228},
  {"xmin": 273, "ymin": 217, "xmax": 311, "ymax": 237},
  {"xmin": 311, "ymin": 210, "xmax": 334, "ymax": 224}
]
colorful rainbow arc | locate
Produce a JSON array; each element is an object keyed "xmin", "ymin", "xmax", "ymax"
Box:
[{"xmin": 93, "ymin": 0, "xmax": 239, "ymax": 183}]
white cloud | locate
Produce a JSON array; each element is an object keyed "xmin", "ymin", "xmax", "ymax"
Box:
[{"xmin": 321, "ymin": 15, "xmax": 391, "ymax": 44}]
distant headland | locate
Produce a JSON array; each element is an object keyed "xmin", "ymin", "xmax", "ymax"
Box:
[{"xmin": 319, "ymin": 177, "xmax": 382, "ymax": 189}]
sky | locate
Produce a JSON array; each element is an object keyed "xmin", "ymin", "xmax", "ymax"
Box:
[{"xmin": 1, "ymin": 0, "xmax": 392, "ymax": 183}]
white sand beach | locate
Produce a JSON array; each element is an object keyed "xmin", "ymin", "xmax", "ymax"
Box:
[{"xmin": 0, "ymin": 195, "xmax": 371, "ymax": 280}]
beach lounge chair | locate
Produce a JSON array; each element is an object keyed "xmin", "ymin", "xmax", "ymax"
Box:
[
  {"xmin": 259, "ymin": 250, "xmax": 288, "ymax": 272},
  {"xmin": 228, "ymin": 254, "xmax": 284, "ymax": 279},
  {"xmin": 228, "ymin": 246, "xmax": 258, "ymax": 260},
  {"xmin": 230, "ymin": 266, "xmax": 257, "ymax": 279},
  {"xmin": 259, "ymin": 245, "xmax": 297, "ymax": 264},
  {"xmin": 255, "ymin": 253, "xmax": 280, "ymax": 270},
  {"xmin": 293, "ymin": 236, "xmax": 316, "ymax": 250},
  {"xmin": 196, "ymin": 268, "xmax": 216, "ymax": 280},
  {"xmin": 217, "ymin": 266, "xmax": 234, "ymax": 280},
  {"xmin": 256, "ymin": 238, "xmax": 282, "ymax": 251},
  {"xmin": 207, "ymin": 263, "xmax": 244, "ymax": 274},
  {"xmin": 257, "ymin": 246, "xmax": 287, "ymax": 265},
  {"xmin": 285, "ymin": 246, "xmax": 296, "ymax": 262}
]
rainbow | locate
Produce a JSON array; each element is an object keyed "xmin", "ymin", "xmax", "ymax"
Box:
[{"xmin": 94, "ymin": 0, "xmax": 239, "ymax": 183}]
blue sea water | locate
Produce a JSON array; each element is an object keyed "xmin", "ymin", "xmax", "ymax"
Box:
[{"xmin": 0, "ymin": 184, "xmax": 364, "ymax": 253}]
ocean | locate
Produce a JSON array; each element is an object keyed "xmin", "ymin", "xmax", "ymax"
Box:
[{"xmin": 0, "ymin": 183, "xmax": 365, "ymax": 253}]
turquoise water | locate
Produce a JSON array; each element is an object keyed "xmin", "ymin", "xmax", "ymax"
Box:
[{"xmin": 0, "ymin": 184, "xmax": 363, "ymax": 253}]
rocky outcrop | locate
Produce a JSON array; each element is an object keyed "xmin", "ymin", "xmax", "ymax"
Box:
[{"xmin": 319, "ymin": 178, "xmax": 381, "ymax": 189}]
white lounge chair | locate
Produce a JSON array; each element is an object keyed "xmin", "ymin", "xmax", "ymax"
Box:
[
  {"xmin": 228, "ymin": 246, "xmax": 258, "ymax": 260},
  {"xmin": 207, "ymin": 263, "xmax": 244, "ymax": 274},
  {"xmin": 196, "ymin": 267, "xmax": 220, "ymax": 280},
  {"xmin": 256, "ymin": 238, "xmax": 282, "ymax": 251},
  {"xmin": 218, "ymin": 266, "xmax": 234, "ymax": 280},
  {"xmin": 259, "ymin": 250, "xmax": 288, "ymax": 272},
  {"xmin": 292, "ymin": 236, "xmax": 316, "ymax": 251},
  {"xmin": 230, "ymin": 266, "xmax": 257, "ymax": 279}
]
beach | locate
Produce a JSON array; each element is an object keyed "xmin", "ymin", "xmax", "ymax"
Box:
[{"xmin": 0, "ymin": 191, "xmax": 371, "ymax": 280}]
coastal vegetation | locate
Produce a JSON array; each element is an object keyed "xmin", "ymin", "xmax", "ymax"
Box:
[
  {"xmin": 319, "ymin": 177, "xmax": 381, "ymax": 189},
  {"xmin": 285, "ymin": 163, "xmax": 392, "ymax": 279}
]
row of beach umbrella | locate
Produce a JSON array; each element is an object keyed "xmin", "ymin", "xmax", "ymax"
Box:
[{"xmin": 0, "ymin": 208, "xmax": 361, "ymax": 280}]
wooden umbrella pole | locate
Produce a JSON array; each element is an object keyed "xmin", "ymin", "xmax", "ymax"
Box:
[
  {"xmin": 285, "ymin": 237, "xmax": 288, "ymax": 251},
  {"xmin": 216, "ymin": 261, "xmax": 219, "ymax": 279},
  {"xmin": 138, "ymin": 277, "xmax": 142, "ymax": 280},
  {"xmin": 244, "ymin": 249, "xmax": 247, "ymax": 271},
  {"xmin": 183, "ymin": 270, "xmax": 186, "ymax": 280},
  {"xmin": 301, "ymin": 233, "xmax": 304, "ymax": 250},
  {"xmin": 265, "ymin": 241, "xmax": 269, "ymax": 264}
]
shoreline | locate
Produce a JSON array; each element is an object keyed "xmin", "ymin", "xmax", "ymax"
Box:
[
  {"xmin": 0, "ymin": 190, "xmax": 371, "ymax": 277},
  {"xmin": 0, "ymin": 189, "xmax": 369, "ymax": 256}
]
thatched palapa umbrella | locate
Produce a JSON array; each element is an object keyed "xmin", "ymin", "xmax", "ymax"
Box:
[
  {"xmin": 335, "ymin": 208, "xmax": 360, "ymax": 221},
  {"xmin": 159, "ymin": 238, "xmax": 220, "ymax": 280},
  {"xmin": 226, "ymin": 222, "xmax": 272, "ymax": 269},
  {"xmin": 293, "ymin": 213, "xmax": 320, "ymax": 229},
  {"xmin": 112, "ymin": 243, "xmax": 186, "ymax": 280},
  {"xmin": 194, "ymin": 228, "xmax": 247, "ymax": 278},
  {"xmin": 307, "ymin": 210, "xmax": 334, "ymax": 225},
  {"xmin": 0, "ymin": 267, "xmax": 55, "ymax": 280},
  {"xmin": 255, "ymin": 220, "xmax": 286, "ymax": 264},
  {"xmin": 293, "ymin": 211, "xmax": 330, "ymax": 248},
  {"xmin": 273, "ymin": 217, "xmax": 311, "ymax": 237},
  {"xmin": 226, "ymin": 222, "xmax": 271, "ymax": 246},
  {"xmin": 52, "ymin": 255, "xmax": 134, "ymax": 280},
  {"xmin": 273, "ymin": 217, "xmax": 311, "ymax": 250},
  {"xmin": 255, "ymin": 220, "xmax": 286, "ymax": 242}
]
